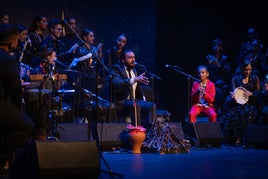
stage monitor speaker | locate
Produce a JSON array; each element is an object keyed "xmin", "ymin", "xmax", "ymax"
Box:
[
  {"xmin": 245, "ymin": 125, "xmax": 268, "ymax": 149},
  {"xmin": 96, "ymin": 123, "xmax": 129, "ymax": 150},
  {"xmin": 192, "ymin": 122, "xmax": 223, "ymax": 147},
  {"xmin": 35, "ymin": 141, "xmax": 100, "ymax": 179},
  {"xmin": 58, "ymin": 122, "xmax": 129, "ymax": 150},
  {"xmin": 58, "ymin": 123, "xmax": 89, "ymax": 141}
]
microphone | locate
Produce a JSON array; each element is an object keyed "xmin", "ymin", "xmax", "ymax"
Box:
[
  {"xmin": 134, "ymin": 62, "xmax": 146, "ymax": 68},
  {"xmin": 83, "ymin": 88, "xmax": 105, "ymax": 102},
  {"xmin": 20, "ymin": 62, "xmax": 33, "ymax": 71},
  {"xmin": 165, "ymin": 64, "xmax": 179, "ymax": 69},
  {"xmin": 54, "ymin": 59, "xmax": 68, "ymax": 68}
]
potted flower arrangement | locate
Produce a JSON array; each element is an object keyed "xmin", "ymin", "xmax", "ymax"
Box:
[
  {"xmin": 126, "ymin": 124, "xmax": 146, "ymax": 154},
  {"xmin": 126, "ymin": 124, "xmax": 147, "ymax": 133}
]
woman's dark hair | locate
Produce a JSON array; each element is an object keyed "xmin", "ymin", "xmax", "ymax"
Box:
[
  {"xmin": 39, "ymin": 47, "xmax": 55, "ymax": 59},
  {"xmin": 81, "ymin": 28, "xmax": 93, "ymax": 37},
  {"xmin": 28, "ymin": 16, "xmax": 46, "ymax": 32},
  {"xmin": 15, "ymin": 23, "xmax": 27, "ymax": 33},
  {"xmin": 117, "ymin": 33, "xmax": 126, "ymax": 39},
  {"xmin": 65, "ymin": 16, "xmax": 75, "ymax": 23},
  {"xmin": 48, "ymin": 18, "xmax": 61, "ymax": 29},
  {"xmin": 240, "ymin": 59, "xmax": 252, "ymax": 70}
]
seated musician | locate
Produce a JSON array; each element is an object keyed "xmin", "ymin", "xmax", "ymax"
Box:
[
  {"xmin": 188, "ymin": 65, "xmax": 217, "ymax": 123},
  {"xmin": 0, "ymin": 23, "xmax": 34, "ymax": 174},
  {"xmin": 110, "ymin": 49, "xmax": 156, "ymax": 130},
  {"xmin": 25, "ymin": 47, "xmax": 59, "ymax": 140},
  {"xmin": 222, "ymin": 59, "xmax": 261, "ymax": 145}
]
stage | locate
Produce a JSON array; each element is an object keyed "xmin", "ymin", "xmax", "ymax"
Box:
[
  {"xmin": 2, "ymin": 121, "xmax": 268, "ymax": 179},
  {"xmin": 52, "ymin": 121, "xmax": 268, "ymax": 179},
  {"xmin": 99, "ymin": 145, "xmax": 268, "ymax": 179}
]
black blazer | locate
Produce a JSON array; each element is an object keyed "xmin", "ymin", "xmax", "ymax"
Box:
[{"xmin": 111, "ymin": 63, "xmax": 144, "ymax": 103}]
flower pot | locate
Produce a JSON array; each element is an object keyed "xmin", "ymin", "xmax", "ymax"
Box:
[{"xmin": 128, "ymin": 131, "xmax": 146, "ymax": 154}]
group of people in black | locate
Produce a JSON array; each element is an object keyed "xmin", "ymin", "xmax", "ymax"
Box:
[
  {"xmin": 191, "ymin": 27, "xmax": 268, "ymax": 147},
  {"xmin": 0, "ymin": 12, "xmax": 157, "ymax": 178},
  {"xmin": 2, "ymin": 9, "xmax": 268, "ymax": 177}
]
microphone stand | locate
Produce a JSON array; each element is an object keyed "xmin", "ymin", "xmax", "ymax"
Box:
[
  {"xmin": 18, "ymin": 40, "xmax": 29, "ymax": 63},
  {"xmin": 135, "ymin": 65, "xmax": 161, "ymax": 126},
  {"xmin": 168, "ymin": 67, "xmax": 199, "ymax": 117},
  {"xmin": 62, "ymin": 19, "xmax": 124, "ymax": 178}
]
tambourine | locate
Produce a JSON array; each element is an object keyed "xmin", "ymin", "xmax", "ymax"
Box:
[{"xmin": 233, "ymin": 87, "xmax": 249, "ymax": 105}]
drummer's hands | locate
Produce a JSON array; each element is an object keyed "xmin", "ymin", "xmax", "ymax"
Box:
[
  {"xmin": 230, "ymin": 91, "xmax": 235, "ymax": 99},
  {"xmin": 244, "ymin": 90, "xmax": 252, "ymax": 96},
  {"xmin": 230, "ymin": 89, "xmax": 252, "ymax": 101}
]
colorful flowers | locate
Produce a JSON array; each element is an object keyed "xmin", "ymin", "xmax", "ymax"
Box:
[{"xmin": 126, "ymin": 124, "xmax": 146, "ymax": 133}]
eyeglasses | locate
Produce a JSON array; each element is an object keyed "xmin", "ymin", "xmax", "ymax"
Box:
[{"xmin": 55, "ymin": 28, "xmax": 63, "ymax": 31}]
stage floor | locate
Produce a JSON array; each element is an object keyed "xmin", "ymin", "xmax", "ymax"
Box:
[
  {"xmin": 1, "ymin": 143, "xmax": 268, "ymax": 179},
  {"xmin": 99, "ymin": 145, "xmax": 268, "ymax": 179}
]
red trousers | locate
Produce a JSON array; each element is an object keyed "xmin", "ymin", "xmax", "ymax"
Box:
[{"xmin": 189, "ymin": 104, "xmax": 217, "ymax": 123}]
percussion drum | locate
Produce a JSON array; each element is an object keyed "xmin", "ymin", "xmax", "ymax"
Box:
[
  {"xmin": 55, "ymin": 74, "xmax": 68, "ymax": 89},
  {"xmin": 24, "ymin": 88, "xmax": 52, "ymax": 138},
  {"xmin": 29, "ymin": 74, "xmax": 68, "ymax": 90},
  {"xmin": 233, "ymin": 87, "xmax": 249, "ymax": 105}
]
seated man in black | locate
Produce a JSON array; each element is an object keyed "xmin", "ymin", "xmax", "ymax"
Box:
[
  {"xmin": 110, "ymin": 49, "xmax": 156, "ymax": 130},
  {"xmin": 0, "ymin": 23, "xmax": 34, "ymax": 175}
]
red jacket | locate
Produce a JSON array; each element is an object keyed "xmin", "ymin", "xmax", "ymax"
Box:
[{"xmin": 191, "ymin": 79, "xmax": 216, "ymax": 107}]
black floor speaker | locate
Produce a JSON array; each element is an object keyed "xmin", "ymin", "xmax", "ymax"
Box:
[
  {"xmin": 96, "ymin": 123, "xmax": 129, "ymax": 150},
  {"xmin": 58, "ymin": 123, "xmax": 89, "ymax": 141},
  {"xmin": 245, "ymin": 125, "xmax": 268, "ymax": 149},
  {"xmin": 58, "ymin": 122, "xmax": 129, "ymax": 150},
  {"xmin": 186, "ymin": 122, "xmax": 223, "ymax": 147},
  {"xmin": 35, "ymin": 141, "xmax": 100, "ymax": 179}
]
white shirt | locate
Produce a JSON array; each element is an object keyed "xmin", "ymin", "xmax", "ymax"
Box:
[{"xmin": 125, "ymin": 67, "xmax": 137, "ymax": 99}]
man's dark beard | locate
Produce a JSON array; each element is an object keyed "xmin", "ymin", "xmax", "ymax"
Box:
[{"xmin": 125, "ymin": 62, "xmax": 135, "ymax": 69}]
